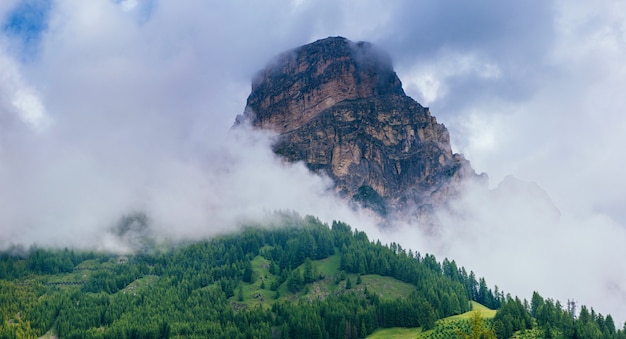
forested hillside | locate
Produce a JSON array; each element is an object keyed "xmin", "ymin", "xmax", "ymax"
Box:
[{"xmin": 0, "ymin": 214, "xmax": 623, "ymax": 338}]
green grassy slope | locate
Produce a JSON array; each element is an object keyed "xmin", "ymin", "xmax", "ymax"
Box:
[
  {"xmin": 367, "ymin": 301, "xmax": 497, "ymax": 339},
  {"xmin": 228, "ymin": 253, "xmax": 419, "ymax": 308}
]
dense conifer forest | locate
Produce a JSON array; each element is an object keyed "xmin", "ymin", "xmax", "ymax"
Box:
[{"xmin": 0, "ymin": 214, "xmax": 623, "ymax": 338}]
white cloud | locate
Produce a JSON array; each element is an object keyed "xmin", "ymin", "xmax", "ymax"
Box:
[
  {"xmin": 11, "ymin": 89, "xmax": 48, "ymax": 130},
  {"xmin": 399, "ymin": 52, "xmax": 502, "ymax": 106},
  {"xmin": 119, "ymin": 0, "xmax": 139, "ymax": 12},
  {"xmin": 0, "ymin": 49, "xmax": 49, "ymax": 132}
]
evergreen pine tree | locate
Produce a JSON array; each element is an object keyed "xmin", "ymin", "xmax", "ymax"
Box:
[{"xmin": 238, "ymin": 285, "xmax": 244, "ymax": 301}]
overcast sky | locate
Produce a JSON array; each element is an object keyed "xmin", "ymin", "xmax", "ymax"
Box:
[{"xmin": 1, "ymin": 0, "xmax": 626, "ymax": 323}]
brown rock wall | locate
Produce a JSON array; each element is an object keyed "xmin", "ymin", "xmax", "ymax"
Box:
[{"xmin": 238, "ymin": 37, "xmax": 482, "ymax": 218}]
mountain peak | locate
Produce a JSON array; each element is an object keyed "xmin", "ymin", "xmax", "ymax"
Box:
[
  {"xmin": 243, "ymin": 36, "xmax": 405, "ymax": 134},
  {"xmin": 238, "ymin": 37, "xmax": 482, "ymax": 220}
]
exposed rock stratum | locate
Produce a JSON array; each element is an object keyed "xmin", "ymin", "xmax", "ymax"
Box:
[{"xmin": 236, "ymin": 36, "xmax": 483, "ymax": 220}]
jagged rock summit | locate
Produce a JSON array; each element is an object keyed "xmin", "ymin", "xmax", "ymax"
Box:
[{"xmin": 238, "ymin": 36, "xmax": 481, "ymax": 219}]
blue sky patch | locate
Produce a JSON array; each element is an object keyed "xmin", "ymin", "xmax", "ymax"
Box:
[{"xmin": 3, "ymin": 0, "xmax": 53, "ymax": 59}]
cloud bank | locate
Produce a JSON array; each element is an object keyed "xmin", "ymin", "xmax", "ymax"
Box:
[{"xmin": 1, "ymin": 0, "xmax": 626, "ymax": 323}]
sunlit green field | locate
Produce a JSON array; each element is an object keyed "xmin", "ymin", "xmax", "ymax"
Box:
[{"xmin": 367, "ymin": 301, "xmax": 496, "ymax": 339}]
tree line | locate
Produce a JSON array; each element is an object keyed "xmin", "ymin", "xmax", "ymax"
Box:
[{"xmin": 0, "ymin": 214, "xmax": 624, "ymax": 338}]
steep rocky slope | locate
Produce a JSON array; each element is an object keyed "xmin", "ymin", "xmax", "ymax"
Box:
[{"xmin": 237, "ymin": 36, "xmax": 482, "ymax": 219}]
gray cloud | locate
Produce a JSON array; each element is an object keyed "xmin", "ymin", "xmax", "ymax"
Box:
[
  {"xmin": 379, "ymin": 0, "xmax": 556, "ymax": 113},
  {"xmin": 1, "ymin": 0, "xmax": 626, "ymax": 324}
]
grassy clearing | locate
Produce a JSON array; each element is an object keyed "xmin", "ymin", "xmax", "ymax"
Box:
[
  {"xmin": 251, "ymin": 254, "xmax": 271, "ymax": 271},
  {"xmin": 446, "ymin": 301, "xmax": 497, "ymax": 321},
  {"xmin": 232, "ymin": 253, "xmax": 421, "ymax": 310},
  {"xmin": 359, "ymin": 274, "xmax": 415, "ymax": 300},
  {"xmin": 232, "ymin": 282, "xmax": 275, "ymax": 310},
  {"xmin": 231, "ymin": 253, "xmax": 449, "ymax": 321},
  {"xmin": 120, "ymin": 275, "xmax": 159, "ymax": 294},
  {"xmin": 417, "ymin": 303, "xmax": 496, "ymax": 338},
  {"xmin": 367, "ymin": 327, "xmax": 423, "ymax": 339},
  {"xmin": 317, "ymin": 254, "xmax": 341, "ymax": 276},
  {"xmin": 366, "ymin": 302, "xmax": 497, "ymax": 339},
  {"xmin": 229, "ymin": 255, "xmax": 276, "ymax": 309},
  {"xmin": 306, "ymin": 253, "xmax": 416, "ymax": 301}
]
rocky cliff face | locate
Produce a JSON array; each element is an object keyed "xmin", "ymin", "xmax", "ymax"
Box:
[{"xmin": 237, "ymin": 36, "xmax": 482, "ymax": 219}]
